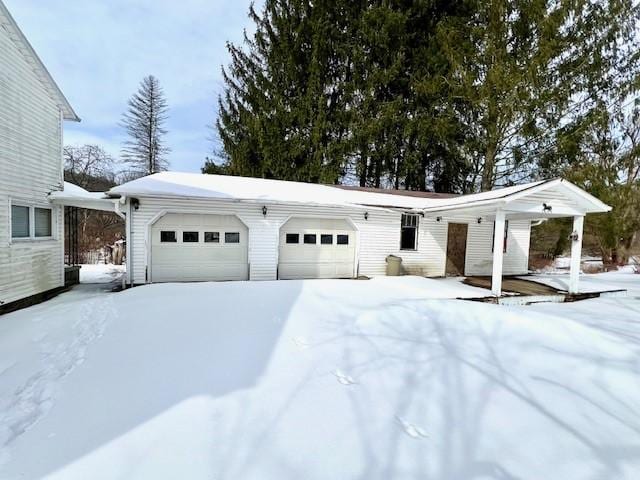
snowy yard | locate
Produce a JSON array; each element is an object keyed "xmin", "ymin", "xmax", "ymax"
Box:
[
  {"xmin": 79, "ymin": 264, "xmax": 126, "ymax": 284},
  {"xmin": 0, "ymin": 274, "xmax": 639, "ymax": 479}
]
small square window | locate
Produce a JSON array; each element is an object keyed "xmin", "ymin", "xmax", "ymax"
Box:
[
  {"xmin": 225, "ymin": 232, "xmax": 240, "ymax": 243},
  {"xmin": 183, "ymin": 231, "xmax": 199, "ymax": 242},
  {"xmin": 205, "ymin": 231, "xmax": 220, "ymax": 243},
  {"xmin": 286, "ymin": 233, "xmax": 299, "ymax": 244},
  {"xmin": 321, "ymin": 234, "xmax": 333, "ymax": 245},
  {"xmin": 11, "ymin": 205, "xmax": 30, "ymax": 238},
  {"xmin": 337, "ymin": 234, "xmax": 349, "ymax": 245},
  {"xmin": 304, "ymin": 234, "xmax": 316, "ymax": 244},
  {"xmin": 160, "ymin": 231, "xmax": 177, "ymax": 242},
  {"xmin": 34, "ymin": 208, "xmax": 52, "ymax": 237}
]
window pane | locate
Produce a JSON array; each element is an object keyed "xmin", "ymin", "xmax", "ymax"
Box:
[
  {"xmin": 34, "ymin": 208, "xmax": 52, "ymax": 237},
  {"xmin": 160, "ymin": 231, "xmax": 177, "ymax": 242},
  {"xmin": 303, "ymin": 234, "xmax": 316, "ymax": 244},
  {"xmin": 401, "ymin": 214, "xmax": 418, "ymax": 227},
  {"xmin": 286, "ymin": 233, "xmax": 299, "ymax": 244},
  {"xmin": 11, "ymin": 205, "xmax": 30, "ymax": 238},
  {"xmin": 183, "ymin": 231, "xmax": 199, "ymax": 242},
  {"xmin": 400, "ymin": 227, "xmax": 416, "ymax": 250},
  {"xmin": 321, "ymin": 234, "xmax": 333, "ymax": 245},
  {"xmin": 204, "ymin": 231, "xmax": 220, "ymax": 243},
  {"xmin": 225, "ymin": 232, "xmax": 240, "ymax": 243},
  {"xmin": 337, "ymin": 234, "xmax": 349, "ymax": 245}
]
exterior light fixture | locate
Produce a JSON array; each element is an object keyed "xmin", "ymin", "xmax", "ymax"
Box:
[
  {"xmin": 568, "ymin": 231, "xmax": 579, "ymax": 242},
  {"xmin": 436, "ymin": 216, "xmax": 442, "ymax": 222},
  {"xmin": 364, "ymin": 212, "xmax": 369, "ymax": 221},
  {"xmin": 131, "ymin": 198, "xmax": 140, "ymax": 210},
  {"xmin": 262, "ymin": 206, "xmax": 268, "ymax": 217},
  {"xmin": 477, "ymin": 217, "xmax": 482, "ymax": 224}
]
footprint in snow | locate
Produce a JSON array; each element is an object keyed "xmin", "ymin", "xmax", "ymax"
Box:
[
  {"xmin": 395, "ymin": 416, "xmax": 428, "ymax": 439},
  {"xmin": 333, "ymin": 369, "xmax": 357, "ymax": 386},
  {"xmin": 292, "ymin": 336, "xmax": 310, "ymax": 350}
]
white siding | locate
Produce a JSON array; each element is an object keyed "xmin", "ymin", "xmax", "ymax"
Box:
[
  {"xmin": 464, "ymin": 219, "xmax": 531, "ymax": 276},
  {"xmin": 0, "ymin": 21, "xmax": 64, "ymax": 306},
  {"xmin": 128, "ymin": 197, "xmax": 453, "ymax": 284}
]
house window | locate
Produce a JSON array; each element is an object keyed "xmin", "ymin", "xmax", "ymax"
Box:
[
  {"xmin": 11, "ymin": 205, "xmax": 30, "ymax": 238},
  {"xmin": 34, "ymin": 208, "xmax": 52, "ymax": 237},
  {"xmin": 225, "ymin": 232, "xmax": 240, "ymax": 243},
  {"xmin": 160, "ymin": 231, "xmax": 177, "ymax": 242},
  {"xmin": 286, "ymin": 233, "xmax": 299, "ymax": 244},
  {"xmin": 304, "ymin": 234, "xmax": 316, "ymax": 244},
  {"xmin": 321, "ymin": 234, "xmax": 333, "ymax": 245},
  {"xmin": 183, "ymin": 231, "xmax": 199, "ymax": 243},
  {"xmin": 491, "ymin": 220, "xmax": 509, "ymax": 253},
  {"xmin": 400, "ymin": 214, "xmax": 419, "ymax": 250},
  {"xmin": 337, "ymin": 234, "xmax": 349, "ymax": 245},
  {"xmin": 204, "ymin": 232, "xmax": 220, "ymax": 243}
]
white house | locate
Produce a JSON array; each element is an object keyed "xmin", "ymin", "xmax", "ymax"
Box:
[
  {"xmin": 77, "ymin": 171, "xmax": 611, "ymax": 296},
  {"xmin": 0, "ymin": 0, "xmax": 80, "ymax": 310}
]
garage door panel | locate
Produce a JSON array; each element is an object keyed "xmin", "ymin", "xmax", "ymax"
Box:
[
  {"xmin": 278, "ymin": 218, "xmax": 356, "ymax": 280},
  {"xmin": 151, "ymin": 213, "xmax": 248, "ymax": 282}
]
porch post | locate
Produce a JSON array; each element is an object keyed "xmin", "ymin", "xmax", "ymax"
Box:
[
  {"xmin": 492, "ymin": 209, "xmax": 505, "ymax": 296},
  {"xmin": 569, "ymin": 215, "xmax": 584, "ymax": 294}
]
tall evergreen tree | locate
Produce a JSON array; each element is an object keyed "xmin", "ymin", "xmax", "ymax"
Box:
[
  {"xmin": 121, "ymin": 75, "xmax": 170, "ymax": 177},
  {"xmin": 440, "ymin": 0, "xmax": 640, "ymax": 190}
]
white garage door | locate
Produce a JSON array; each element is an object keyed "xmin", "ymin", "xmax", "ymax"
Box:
[
  {"xmin": 278, "ymin": 218, "xmax": 356, "ymax": 280},
  {"xmin": 151, "ymin": 213, "xmax": 248, "ymax": 282}
]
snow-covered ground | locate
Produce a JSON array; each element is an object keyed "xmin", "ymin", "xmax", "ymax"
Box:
[
  {"xmin": 79, "ymin": 264, "xmax": 126, "ymax": 284},
  {"xmin": 1, "ymin": 274, "xmax": 639, "ymax": 479}
]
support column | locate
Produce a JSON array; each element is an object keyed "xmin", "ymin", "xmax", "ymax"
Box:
[
  {"xmin": 569, "ymin": 215, "xmax": 584, "ymax": 294},
  {"xmin": 491, "ymin": 209, "xmax": 505, "ymax": 296}
]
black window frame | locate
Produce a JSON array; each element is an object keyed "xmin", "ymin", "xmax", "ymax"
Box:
[
  {"xmin": 336, "ymin": 234, "xmax": 349, "ymax": 245},
  {"xmin": 400, "ymin": 214, "xmax": 419, "ymax": 251},
  {"xmin": 320, "ymin": 234, "xmax": 333, "ymax": 245},
  {"xmin": 286, "ymin": 233, "xmax": 300, "ymax": 244},
  {"xmin": 204, "ymin": 231, "xmax": 220, "ymax": 243},
  {"xmin": 225, "ymin": 232, "xmax": 240, "ymax": 244},
  {"xmin": 183, "ymin": 231, "xmax": 199, "ymax": 243},
  {"xmin": 303, "ymin": 234, "xmax": 317, "ymax": 244},
  {"xmin": 160, "ymin": 231, "xmax": 177, "ymax": 243}
]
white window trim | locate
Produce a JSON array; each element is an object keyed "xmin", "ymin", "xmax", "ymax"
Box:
[{"xmin": 8, "ymin": 200, "xmax": 56, "ymax": 243}]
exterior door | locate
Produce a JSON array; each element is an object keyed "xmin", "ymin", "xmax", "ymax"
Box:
[
  {"xmin": 150, "ymin": 213, "xmax": 248, "ymax": 282},
  {"xmin": 278, "ymin": 217, "xmax": 356, "ymax": 279},
  {"xmin": 446, "ymin": 223, "xmax": 468, "ymax": 276}
]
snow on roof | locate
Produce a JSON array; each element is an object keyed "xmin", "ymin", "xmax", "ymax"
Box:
[
  {"xmin": 108, "ymin": 172, "xmax": 611, "ymax": 214},
  {"xmin": 107, "ymin": 172, "xmax": 440, "ymax": 210},
  {"xmin": 49, "ymin": 182, "xmax": 116, "ymax": 211}
]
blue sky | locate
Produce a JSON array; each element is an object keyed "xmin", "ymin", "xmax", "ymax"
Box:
[{"xmin": 6, "ymin": 0, "xmax": 257, "ymax": 172}]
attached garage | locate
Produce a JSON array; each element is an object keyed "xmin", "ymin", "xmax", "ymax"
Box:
[
  {"xmin": 278, "ymin": 217, "xmax": 357, "ymax": 279},
  {"xmin": 150, "ymin": 213, "xmax": 248, "ymax": 282}
]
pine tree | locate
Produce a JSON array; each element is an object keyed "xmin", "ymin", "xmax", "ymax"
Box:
[{"xmin": 121, "ymin": 75, "xmax": 170, "ymax": 177}]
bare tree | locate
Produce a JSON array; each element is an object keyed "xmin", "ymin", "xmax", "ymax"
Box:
[
  {"xmin": 64, "ymin": 145, "xmax": 115, "ymax": 190},
  {"xmin": 121, "ymin": 75, "xmax": 170, "ymax": 177}
]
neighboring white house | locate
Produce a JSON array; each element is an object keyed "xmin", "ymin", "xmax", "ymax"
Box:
[
  {"xmin": 0, "ymin": 0, "xmax": 79, "ymax": 309},
  {"xmin": 81, "ymin": 171, "xmax": 610, "ymax": 296}
]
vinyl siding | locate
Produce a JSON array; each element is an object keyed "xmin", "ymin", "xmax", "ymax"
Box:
[
  {"xmin": 128, "ymin": 196, "xmax": 534, "ymax": 283},
  {"xmin": 0, "ymin": 21, "xmax": 64, "ymax": 306},
  {"xmin": 128, "ymin": 197, "xmax": 455, "ymax": 284},
  {"xmin": 464, "ymin": 219, "xmax": 531, "ymax": 276}
]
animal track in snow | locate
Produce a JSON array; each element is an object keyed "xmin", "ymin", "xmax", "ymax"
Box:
[
  {"xmin": 333, "ymin": 369, "xmax": 357, "ymax": 385},
  {"xmin": 395, "ymin": 416, "xmax": 428, "ymax": 439},
  {"xmin": 291, "ymin": 336, "xmax": 310, "ymax": 350}
]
